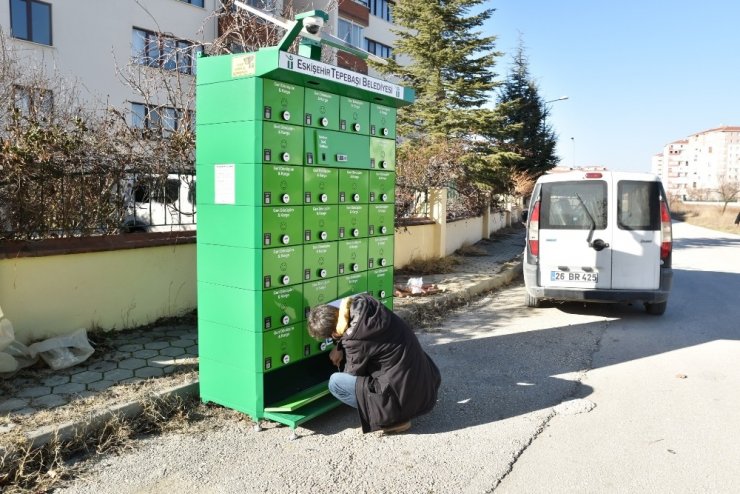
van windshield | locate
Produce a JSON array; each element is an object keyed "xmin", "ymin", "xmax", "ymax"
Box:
[
  {"xmin": 540, "ymin": 181, "xmax": 607, "ymax": 230},
  {"xmin": 617, "ymin": 180, "xmax": 660, "ymax": 231}
]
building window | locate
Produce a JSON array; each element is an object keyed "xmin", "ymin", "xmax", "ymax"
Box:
[
  {"xmin": 131, "ymin": 102, "xmax": 193, "ymax": 136},
  {"xmin": 369, "ymin": 0, "xmax": 393, "ymax": 22},
  {"xmin": 132, "ymin": 28, "xmax": 202, "ymax": 75},
  {"xmin": 179, "ymin": 0, "xmax": 205, "ymax": 6},
  {"xmin": 338, "ymin": 18, "xmax": 364, "ymax": 48},
  {"xmin": 9, "ymin": 0, "xmax": 52, "ymax": 45},
  {"xmin": 353, "ymin": 0, "xmax": 369, "ymax": 6},
  {"xmin": 13, "ymin": 85, "xmax": 53, "ymax": 116},
  {"xmin": 366, "ymin": 38, "xmax": 392, "ymax": 59}
]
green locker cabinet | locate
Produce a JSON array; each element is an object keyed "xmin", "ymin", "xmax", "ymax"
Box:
[
  {"xmin": 196, "ymin": 43, "xmax": 413, "ymax": 430},
  {"xmin": 368, "ymin": 171, "xmax": 395, "ymax": 203},
  {"xmin": 304, "ymin": 89, "xmax": 340, "ymax": 130},
  {"xmin": 338, "ymin": 204, "xmax": 368, "ymax": 239},
  {"xmin": 263, "ymin": 79, "xmax": 304, "ymax": 126},
  {"xmin": 370, "ymin": 103, "xmax": 397, "ymax": 139},
  {"xmin": 339, "ymin": 96, "xmax": 370, "ymax": 134},
  {"xmin": 337, "ymin": 238, "xmax": 369, "ymax": 275},
  {"xmin": 303, "ymin": 242, "xmax": 339, "ymax": 282},
  {"xmin": 338, "ymin": 169, "xmax": 369, "ymax": 203},
  {"xmin": 303, "ymin": 167, "xmax": 338, "ymax": 204},
  {"xmin": 368, "ymin": 235, "xmax": 394, "ymax": 269},
  {"xmin": 370, "ymin": 137, "xmax": 396, "ymax": 170},
  {"xmin": 368, "ymin": 203, "xmax": 394, "ymax": 237}
]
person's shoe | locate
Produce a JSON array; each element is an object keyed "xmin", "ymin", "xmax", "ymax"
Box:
[{"xmin": 381, "ymin": 421, "xmax": 412, "ymax": 434}]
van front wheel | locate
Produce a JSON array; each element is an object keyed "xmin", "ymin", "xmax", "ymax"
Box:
[
  {"xmin": 525, "ymin": 292, "xmax": 541, "ymax": 308},
  {"xmin": 645, "ymin": 301, "xmax": 667, "ymax": 315}
]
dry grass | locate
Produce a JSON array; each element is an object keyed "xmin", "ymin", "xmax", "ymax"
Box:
[
  {"xmin": 0, "ymin": 383, "xmax": 224, "ymax": 493},
  {"xmin": 671, "ymin": 203, "xmax": 740, "ymax": 234},
  {"xmin": 395, "ymin": 255, "xmax": 462, "ymax": 275},
  {"xmin": 454, "ymin": 244, "xmax": 488, "ymax": 257}
]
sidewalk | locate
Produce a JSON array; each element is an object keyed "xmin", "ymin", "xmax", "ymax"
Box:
[{"xmin": 0, "ymin": 226, "xmax": 525, "ymax": 448}]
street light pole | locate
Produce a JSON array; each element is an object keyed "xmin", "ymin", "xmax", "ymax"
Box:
[{"xmin": 545, "ymin": 96, "xmax": 569, "ymax": 104}]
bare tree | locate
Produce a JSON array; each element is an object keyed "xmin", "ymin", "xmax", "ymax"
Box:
[{"xmin": 715, "ymin": 175, "xmax": 740, "ymax": 213}]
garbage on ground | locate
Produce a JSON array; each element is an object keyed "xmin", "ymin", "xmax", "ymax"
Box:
[
  {"xmin": 0, "ymin": 312, "xmax": 37, "ymax": 375},
  {"xmin": 1, "ymin": 307, "xmax": 95, "ymax": 376},
  {"xmin": 393, "ymin": 277, "xmax": 443, "ymax": 297},
  {"xmin": 28, "ymin": 329, "xmax": 95, "ymax": 371}
]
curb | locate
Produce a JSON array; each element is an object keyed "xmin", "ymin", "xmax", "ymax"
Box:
[{"xmin": 12, "ymin": 258, "xmax": 523, "ymax": 453}]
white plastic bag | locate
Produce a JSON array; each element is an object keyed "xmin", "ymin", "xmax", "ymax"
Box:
[
  {"xmin": 28, "ymin": 329, "xmax": 94, "ymax": 371},
  {"xmin": 407, "ymin": 277, "xmax": 424, "ymax": 294},
  {"xmin": 0, "ymin": 316, "xmax": 37, "ymax": 375}
]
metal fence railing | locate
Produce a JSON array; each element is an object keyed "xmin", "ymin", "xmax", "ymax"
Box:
[
  {"xmin": 395, "ymin": 185, "xmax": 431, "ymax": 224},
  {"xmin": 0, "ymin": 171, "xmax": 196, "ymax": 240}
]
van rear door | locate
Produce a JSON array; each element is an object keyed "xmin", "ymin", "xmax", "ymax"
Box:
[
  {"xmin": 538, "ymin": 178, "xmax": 612, "ymax": 290},
  {"xmin": 610, "ymin": 179, "xmax": 662, "ymax": 290}
]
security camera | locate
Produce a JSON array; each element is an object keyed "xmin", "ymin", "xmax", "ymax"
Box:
[{"xmin": 302, "ymin": 15, "xmax": 324, "ymax": 35}]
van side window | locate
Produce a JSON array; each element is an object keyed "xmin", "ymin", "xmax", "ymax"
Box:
[
  {"xmin": 540, "ymin": 181, "xmax": 607, "ymax": 230},
  {"xmin": 617, "ymin": 181, "xmax": 659, "ymax": 231}
]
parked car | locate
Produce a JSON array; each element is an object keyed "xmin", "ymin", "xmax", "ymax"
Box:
[
  {"xmin": 122, "ymin": 173, "xmax": 196, "ymax": 233},
  {"xmin": 523, "ymin": 170, "xmax": 673, "ymax": 315}
]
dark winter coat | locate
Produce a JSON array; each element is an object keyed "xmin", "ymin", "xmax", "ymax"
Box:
[{"xmin": 340, "ymin": 294, "xmax": 441, "ymax": 432}]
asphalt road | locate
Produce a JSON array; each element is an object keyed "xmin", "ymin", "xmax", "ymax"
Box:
[{"xmin": 58, "ymin": 222, "xmax": 740, "ymax": 494}]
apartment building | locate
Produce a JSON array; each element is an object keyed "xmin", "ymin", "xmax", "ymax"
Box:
[
  {"xmin": 1, "ymin": 0, "xmax": 399, "ymax": 126},
  {"xmin": 652, "ymin": 126, "xmax": 740, "ymax": 200}
]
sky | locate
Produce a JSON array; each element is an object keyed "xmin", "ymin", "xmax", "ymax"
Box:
[{"xmin": 483, "ymin": 1, "xmax": 740, "ymax": 172}]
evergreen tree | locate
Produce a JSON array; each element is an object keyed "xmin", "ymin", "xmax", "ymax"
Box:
[
  {"xmin": 495, "ymin": 41, "xmax": 559, "ymax": 177},
  {"xmin": 377, "ymin": 0, "xmax": 500, "ymax": 140}
]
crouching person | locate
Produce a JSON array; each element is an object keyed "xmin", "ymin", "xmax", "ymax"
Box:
[{"xmin": 307, "ymin": 294, "xmax": 442, "ymax": 434}]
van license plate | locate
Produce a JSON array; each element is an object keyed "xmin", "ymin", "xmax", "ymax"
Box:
[{"xmin": 550, "ymin": 271, "xmax": 599, "ymax": 283}]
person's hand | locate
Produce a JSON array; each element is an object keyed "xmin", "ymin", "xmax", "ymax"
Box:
[{"xmin": 329, "ymin": 347, "xmax": 344, "ymax": 368}]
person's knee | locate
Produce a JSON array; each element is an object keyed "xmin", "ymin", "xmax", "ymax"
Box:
[{"xmin": 328, "ymin": 372, "xmax": 342, "ymax": 396}]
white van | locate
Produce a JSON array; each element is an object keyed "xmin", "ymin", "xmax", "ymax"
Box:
[{"xmin": 523, "ymin": 171, "xmax": 673, "ymax": 315}]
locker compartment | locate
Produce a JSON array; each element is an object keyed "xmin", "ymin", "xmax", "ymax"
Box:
[
  {"xmin": 368, "ymin": 203, "xmax": 394, "ymax": 237},
  {"xmin": 337, "ymin": 272, "xmax": 368, "ymax": 299},
  {"xmin": 263, "ymin": 122, "xmax": 303, "ymax": 165},
  {"xmin": 302, "ymin": 326, "xmax": 335, "ymax": 359},
  {"xmin": 304, "ymin": 88, "xmax": 340, "ymax": 130},
  {"xmin": 303, "ymin": 278, "xmax": 339, "ymax": 319},
  {"xmin": 367, "ymin": 267, "xmax": 394, "ymax": 300},
  {"xmin": 303, "ymin": 167, "xmax": 338, "ymax": 205},
  {"xmin": 197, "ymin": 204, "xmax": 303, "ymax": 249},
  {"xmin": 368, "ymin": 235, "xmax": 394, "ymax": 269},
  {"xmin": 369, "ymin": 137, "xmax": 396, "ymax": 170},
  {"xmin": 368, "ymin": 170, "xmax": 395, "ymax": 203},
  {"xmin": 263, "ymin": 79, "xmax": 304, "ymax": 126},
  {"xmin": 262, "ymin": 164, "xmax": 303, "ymax": 206},
  {"xmin": 303, "ymin": 205, "xmax": 339, "ymax": 243},
  {"xmin": 263, "ymin": 323, "xmax": 305, "ymax": 372},
  {"xmin": 338, "ymin": 204, "xmax": 369, "ymax": 240},
  {"xmin": 196, "ymin": 244, "xmax": 302, "ymax": 290},
  {"xmin": 337, "ymin": 238, "xmax": 369, "ymax": 275},
  {"xmin": 338, "ymin": 169, "xmax": 369, "ymax": 204},
  {"xmin": 304, "ymin": 128, "xmax": 370, "ymax": 169},
  {"xmin": 303, "ymin": 242, "xmax": 339, "ymax": 282},
  {"xmin": 339, "ymin": 96, "xmax": 370, "ymax": 135},
  {"xmin": 197, "ymin": 281, "xmax": 303, "ymax": 331},
  {"xmin": 370, "ymin": 103, "xmax": 397, "ymax": 139}
]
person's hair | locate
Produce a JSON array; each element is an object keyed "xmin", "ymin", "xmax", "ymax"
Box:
[{"xmin": 307, "ymin": 304, "xmax": 339, "ymax": 340}]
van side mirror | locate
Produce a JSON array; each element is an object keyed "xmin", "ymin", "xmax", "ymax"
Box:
[{"xmin": 521, "ymin": 210, "xmax": 528, "ymax": 222}]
